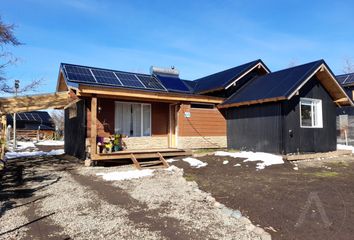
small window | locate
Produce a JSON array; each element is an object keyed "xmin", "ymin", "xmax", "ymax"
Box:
[
  {"xmin": 300, "ymin": 98, "xmax": 323, "ymax": 128},
  {"xmin": 190, "ymin": 103, "xmax": 215, "ymax": 109}
]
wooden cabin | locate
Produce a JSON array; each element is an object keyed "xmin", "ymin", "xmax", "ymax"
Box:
[
  {"xmin": 6, "ymin": 111, "xmax": 55, "ymax": 140},
  {"xmin": 219, "ymin": 60, "xmax": 353, "ymax": 154},
  {"xmin": 56, "ymin": 60, "xmax": 269, "ymax": 163}
]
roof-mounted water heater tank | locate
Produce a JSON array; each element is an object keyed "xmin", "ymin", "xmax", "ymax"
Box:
[{"xmin": 150, "ymin": 66, "xmax": 179, "ymax": 76}]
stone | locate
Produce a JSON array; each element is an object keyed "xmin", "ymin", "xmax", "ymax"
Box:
[
  {"xmin": 239, "ymin": 216, "xmax": 252, "ymax": 225},
  {"xmin": 253, "ymin": 226, "xmax": 265, "ymax": 235},
  {"xmin": 231, "ymin": 210, "xmax": 242, "ymax": 219},
  {"xmin": 84, "ymin": 159, "xmax": 92, "ymax": 167},
  {"xmin": 261, "ymin": 233, "xmax": 272, "ymax": 240},
  {"xmin": 245, "ymin": 224, "xmax": 255, "ymax": 231},
  {"xmin": 220, "ymin": 207, "xmax": 234, "ymax": 217}
]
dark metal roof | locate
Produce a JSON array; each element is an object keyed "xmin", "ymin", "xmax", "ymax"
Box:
[
  {"xmin": 336, "ymin": 72, "xmax": 354, "ymax": 86},
  {"xmin": 221, "ymin": 60, "xmax": 325, "ymax": 107},
  {"xmin": 192, "ymin": 59, "xmax": 270, "ymax": 94},
  {"xmin": 7, "ymin": 111, "xmax": 53, "ymax": 124}
]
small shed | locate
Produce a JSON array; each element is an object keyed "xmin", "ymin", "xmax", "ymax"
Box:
[{"xmin": 219, "ymin": 60, "xmax": 353, "ymax": 154}]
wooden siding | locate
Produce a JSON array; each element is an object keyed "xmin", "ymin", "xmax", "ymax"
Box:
[
  {"xmin": 64, "ymin": 100, "xmax": 86, "ymax": 159},
  {"xmin": 282, "ymin": 76, "xmax": 337, "ymax": 153},
  {"xmin": 87, "ymin": 98, "xmax": 169, "ymax": 137},
  {"xmin": 178, "ymin": 103, "xmax": 226, "ymax": 137},
  {"xmin": 226, "ymin": 102, "xmax": 283, "ymax": 153}
]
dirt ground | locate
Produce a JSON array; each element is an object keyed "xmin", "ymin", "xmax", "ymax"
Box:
[
  {"xmin": 0, "ymin": 153, "xmax": 265, "ymax": 240},
  {"xmin": 172, "ymin": 154, "xmax": 354, "ymax": 240}
]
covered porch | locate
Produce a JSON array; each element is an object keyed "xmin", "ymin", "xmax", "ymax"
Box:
[{"xmin": 83, "ymin": 85, "xmax": 223, "ymax": 165}]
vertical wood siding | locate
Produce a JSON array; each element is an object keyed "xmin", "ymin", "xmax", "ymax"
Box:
[
  {"xmin": 282, "ymin": 76, "xmax": 337, "ymax": 153},
  {"xmin": 226, "ymin": 102, "xmax": 282, "ymax": 153},
  {"xmin": 64, "ymin": 100, "xmax": 86, "ymax": 160}
]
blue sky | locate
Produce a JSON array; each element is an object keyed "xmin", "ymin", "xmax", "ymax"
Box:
[{"xmin": 1, "ymin": 0, "xmax": 354, "ymax": 95}]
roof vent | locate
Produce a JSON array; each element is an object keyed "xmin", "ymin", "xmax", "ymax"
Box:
[{"xmin": 150, "ymin": 66, "xmax": 179, "ymax": 76}]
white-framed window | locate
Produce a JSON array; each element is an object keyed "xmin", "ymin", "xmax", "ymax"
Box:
[
  {"xmin": 300, "ymin": 98, "xmax": 323, "ymax": 128},
  {"xmin": 114, "ymin": 101, "xmax": 151, "ymax": 137}
]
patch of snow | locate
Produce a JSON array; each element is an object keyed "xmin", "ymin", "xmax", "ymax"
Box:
[
  {"xmin": 337, "ymin": 144, "xmax": 354, "ymax": 153},
  {"xmin": 5, "ymin": 149, "xmax": 64, "ymax": 159},
  {"xmin": 223, "ymin": 160, "xmax": 229, "ymax": 165},
  {"xmin": 36, "ymin": 140, "xmax": 64, "ymax": 146},
  {"xmin": 8, "ymin": 141, "xmax": 35, "ymax": 151},
  {"xmin": 215, "ymin": 151, "xmax": 283, "ymax": 170},
  {"xmin": 234, "ymin": 163, "xmax": 241, "ymax": 167},
  {"xmin": 182, "ymin": 157, "xmax": 207, "ymax": 168},
  {"xmin": 293, "ymin": 166, "xmax": 299, "ymax": 171},
  {"xmin": 96, "ymin": 169, "xmax": 154, "ymax": 181},
  {"xmin": 166, "ymin": 158, "xmax": 179, "ymax": 163}
]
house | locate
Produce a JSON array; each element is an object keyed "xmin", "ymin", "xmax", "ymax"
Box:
[
  {"xmin": 6, "ymin": 111, "xmax": 55, "ymax": 140},
  {"xmin": 219, "ymin": 60, "xmax": 353, "ymax": 154},
  {"xmin": 56, "ymin": 60, "xmax": 269, "ymax": 161},
  {"xmin": 335, "ymin": 72, "xmax": 354, "ymax": 144}
]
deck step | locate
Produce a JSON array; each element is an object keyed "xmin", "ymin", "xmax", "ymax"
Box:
[{"xmin": 130, "ymin": 152, "xmax": 169, "ymax": 170}]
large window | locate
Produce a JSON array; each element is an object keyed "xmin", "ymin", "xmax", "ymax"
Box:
[
  {"xmin": 300, "ymin": 98, "xmax": 323, "ymax": 128},
  {"xmin": 114, "ymin": 102, "xmax": 151, "ymax": 137}
]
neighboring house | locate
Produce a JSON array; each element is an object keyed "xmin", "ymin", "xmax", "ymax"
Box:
[
  {"xmin": 56, "ymin": 60, "xmax": 268, "ymax": 160},
  {"xmin": 219, "ymin": 60, "xmax": 352, "ymax": 154},
  {"xmin": 336, "ymin": 72, "xmax": 354, "ymax": 144},
  {"xmin": 6, "ymin": 111, "xmax": 55, "ymax": 139}
]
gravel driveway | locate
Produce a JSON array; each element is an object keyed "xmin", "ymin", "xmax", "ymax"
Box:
[{"xmin": 0, "ymin": 155, "xmax": 269, "ymax": 240}]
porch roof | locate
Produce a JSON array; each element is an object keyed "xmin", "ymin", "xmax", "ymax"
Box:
[{"xmin": 77, "ymin": 84, "xmax": 224, "ymax": 104}]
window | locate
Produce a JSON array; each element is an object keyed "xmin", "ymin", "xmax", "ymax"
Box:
[
  {"xmin": 300, "ymin": 98, "xmax": 323, "ymax": 128},
  {"xmin": 114, "ymin": 102, "xmax": 151, "ymax": 137}
]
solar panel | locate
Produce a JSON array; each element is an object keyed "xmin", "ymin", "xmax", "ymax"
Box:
[
  {"xmin": 64, "ymin": 65, "xmax": 96, "ymax": 83},
  {"xmin": 25, "ymin": 113, "xmax": 35, "ymax": 121},
  {"xmin": 32, "ymin": 113, "xmax": 43, "ymax": 122},
  {"xmin": 91, "ymin": 69, "xmax": 122, "ymax": 86},
  {"xmin": 115, "ymin": 72, "xmax": 145, "ymax": 88},
  {"xmin": 18, "ymin": 113, "xmax": 28, "ymax": 120},
  {"xmin": 137, "ymin": 75, "xmax": 166, "ymax": 90},
  {"xmin": 155, "ymin": 74, "xmax": 190, "ymax": 92}
]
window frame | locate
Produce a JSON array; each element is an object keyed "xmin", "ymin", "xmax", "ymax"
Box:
[
  {"xmin": 114, "ymin": 101, "xmax": 152, "ymax": 137},
  {"xmin": 299, "ymin": 98, "xmax": 323, "ymax": 128}
]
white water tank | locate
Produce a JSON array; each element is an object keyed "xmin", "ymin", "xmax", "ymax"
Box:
[{"xmin": 150, "ymin": 66, "xmax": 179, "ymax": 76}]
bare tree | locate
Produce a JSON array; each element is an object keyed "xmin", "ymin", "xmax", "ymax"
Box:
[
  {"xmin": 343, "ymin": 58, "xmax": 354, "ymax": 74},
  {"xmin": 50, "ymin": 110, "xmax": 64, "ymax": 133},
  {"xmin": 0, "ymin": 16, "xmax": 41, "ymax": 93}
]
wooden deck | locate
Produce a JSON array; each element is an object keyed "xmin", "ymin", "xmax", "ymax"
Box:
[{"xmin": 92, "ymin": 148, "xmax": 192, "ymax": 161}]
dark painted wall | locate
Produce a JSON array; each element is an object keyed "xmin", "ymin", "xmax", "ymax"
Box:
[
  {"xmin": 226, "ymin": 102, "xmax": 282, "ymax": 153},
  {"xmin": 64, "ymin": 100, "xmax": 86, "ymax": 160},
  {"xmin": 282, "ymin": 76, "xmax": 337, "ymax": 153},
  {"xmin": 226, "ymin": 76, "xmax": 337, "ymax": 154}
]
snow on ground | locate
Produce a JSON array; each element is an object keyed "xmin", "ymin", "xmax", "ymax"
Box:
[
  {"xmin": 337, "ymin": 144, "xmax": 354, "ymax": 153},
  {"xmin": 215, "ymin": 151, "xmax": 284, "ymax": 170},
  {"xmin": 182, "ymin": 157, "xmax": 208, "ymax": 168},
  {"xmin": 96, "ymin": 169, "xmax": 154, "ymax": 181},
  {"xmin": 223, "ymin": 160, "xmax": 229, "ymax": 165},
  {"xmin": 166, "ymin": 158, "xmax": 179, "ymax": 163},
  {"xmin": 5, "ymin": 149, "xmax": 64, "ymax": 159},
  {"xmin": 36, "ymin": 140, "xmax": 64, "ymax": 146},
  {"xmin": 8, "ymin": 141, "xmax": 36, "ymax": 151}
]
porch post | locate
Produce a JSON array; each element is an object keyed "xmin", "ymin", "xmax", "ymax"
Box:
[
  {"xmin": 90, "ymin": 96, "xmax": 97, "ymax": 158},
  {"xmin": 1, "ymin": 114, "xmax": 6, "ymax": 160}
]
